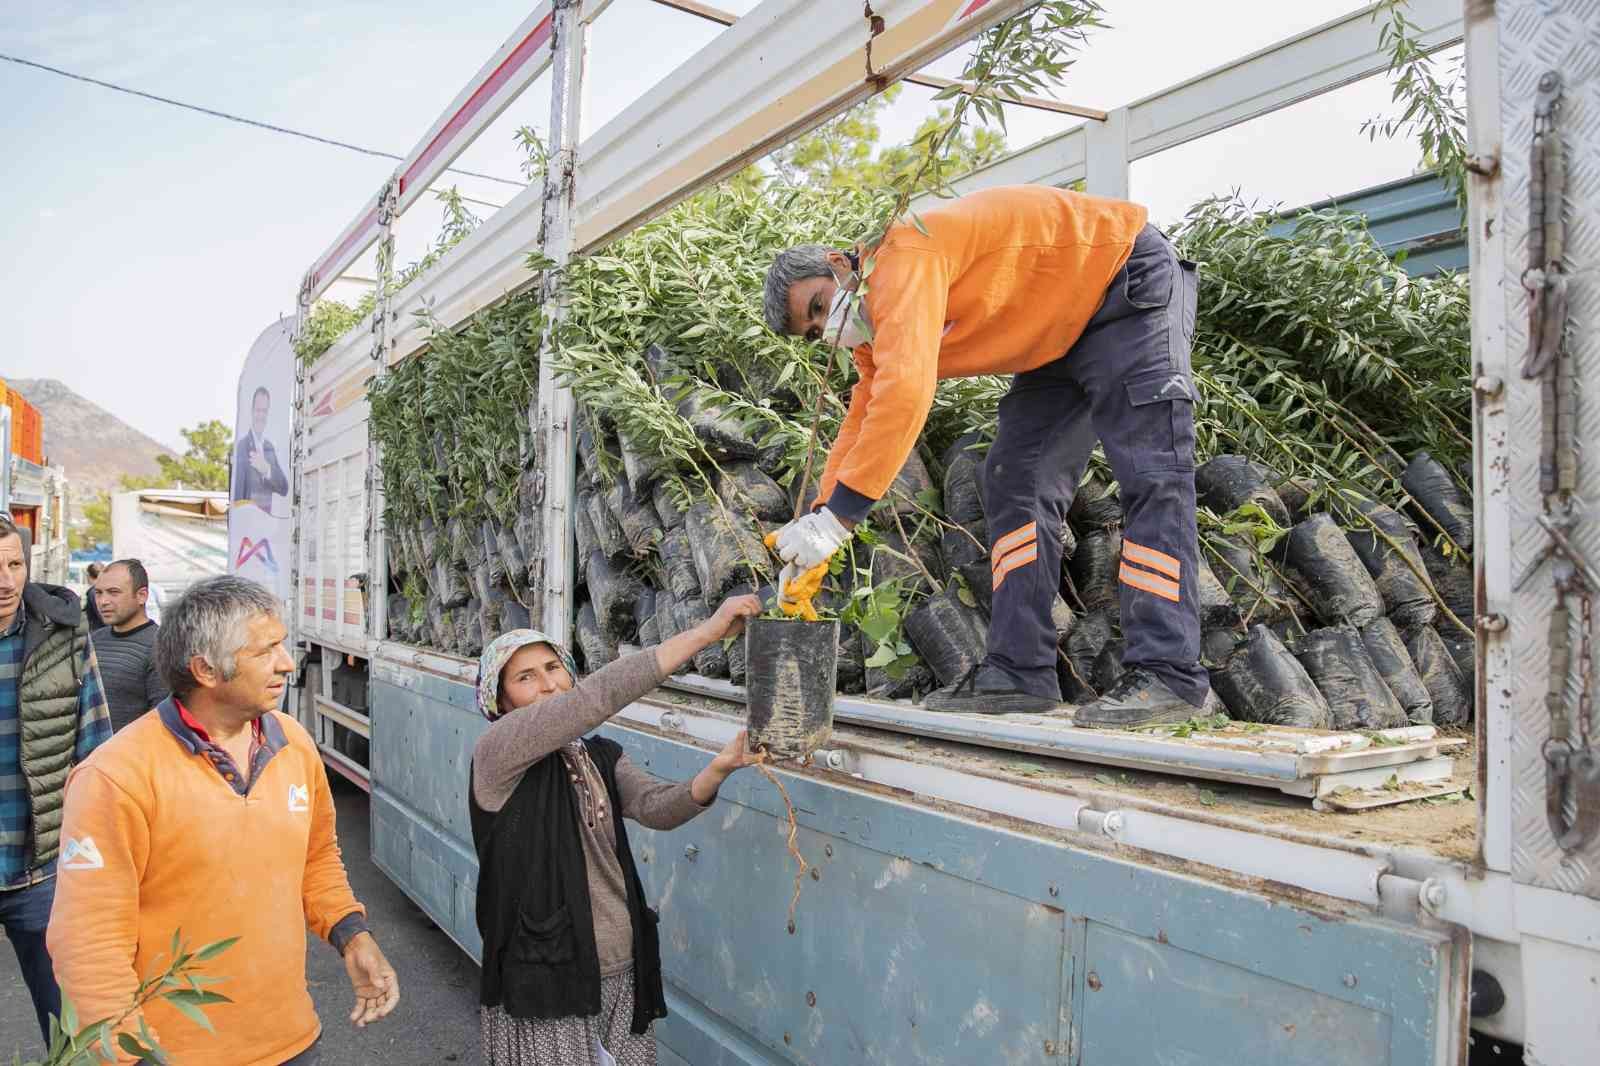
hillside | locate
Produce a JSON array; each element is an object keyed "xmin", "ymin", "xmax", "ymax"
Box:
[{"xmin": 3, "ymin": 377, "xmax": 177, "ymax": 514}]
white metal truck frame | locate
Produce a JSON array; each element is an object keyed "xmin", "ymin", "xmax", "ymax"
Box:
[{"xmin": 280, "ymin": 2, "xmax": 1600, "ymax": 1061}]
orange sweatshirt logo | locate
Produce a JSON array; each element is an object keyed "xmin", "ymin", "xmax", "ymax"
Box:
[{"xmin": 60, "ymin": 837, "xmax": 104, "ymax": 870}]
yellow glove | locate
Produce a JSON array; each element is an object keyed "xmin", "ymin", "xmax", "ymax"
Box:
[
  {"xmin": 778, "ymin": 562, "xmax": 827, "ymax": 621},
  {"xmin": 764, "ymin": 532, "xmax": 826, "ymax": 620}
]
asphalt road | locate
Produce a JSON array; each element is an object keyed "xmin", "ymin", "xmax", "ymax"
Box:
[{"xmin": 2, "ymin": 778, "xmax": 484, "ymax": 1065}]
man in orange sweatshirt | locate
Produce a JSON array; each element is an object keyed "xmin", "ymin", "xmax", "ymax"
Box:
[
  {"xmin": 47, "ymin": 576, "xmax": 399, "ymax": 1064},
  {"xmin": 765, "ymin": 184, "xmax": 1217, "ymax": 727}
]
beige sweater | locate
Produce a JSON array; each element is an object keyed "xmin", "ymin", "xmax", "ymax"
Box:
[{"xmin": 472, "ymin": 650, "xmax": 708, "ymax": 975}]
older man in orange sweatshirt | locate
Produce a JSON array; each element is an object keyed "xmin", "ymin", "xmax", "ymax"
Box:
[
  {"xmin": 47, "ymin": 576, "xmax": 399, "ymax": 1064},
  {"xmin": 765, "ymin": 184, "xmax": 1217, "ymax": 727}
]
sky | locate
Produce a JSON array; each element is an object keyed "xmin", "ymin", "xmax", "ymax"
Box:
[{"xmin": 0, "ymin": 0, "xmax": 1441, "ymax": 453}]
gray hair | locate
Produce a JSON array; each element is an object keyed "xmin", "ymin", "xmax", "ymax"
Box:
[
  {"xmin": 155, "ymin": 575, "xmax": 281, "ymax": 697},
  {"xmin": 763, "ymin": 244, "xmax": 837, "ymax": 335}
]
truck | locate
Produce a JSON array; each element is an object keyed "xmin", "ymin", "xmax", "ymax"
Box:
[
  {"xmin": 265, "ymin": 1, "xmax": 1600, "ymax": 1062},
  {"xmin": 109, "ymin": 488, "xmax": 230, "ymax": 605},
  {"xmin": 0, "ymin": 379, "xmax": 70, "ymax": 585}
]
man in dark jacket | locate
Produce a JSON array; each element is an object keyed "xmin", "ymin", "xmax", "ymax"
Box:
[
  {"xmin": 232, "ymin": 385, "xmax": 288, "ymax": 511},
  {"xmin": 0, "ymin": 514, "xmax": 111, "ymax": 1049}
]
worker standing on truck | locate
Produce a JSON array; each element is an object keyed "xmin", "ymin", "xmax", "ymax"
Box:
[
  {"xmin": 764, "ymin": 185, "xmax": 1216, "ymax": 727},
  {"xmin": 470, "ymin": 595, "xmax": 762, "ymax": 1066}
]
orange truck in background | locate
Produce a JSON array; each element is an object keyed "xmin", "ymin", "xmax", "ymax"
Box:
[{"xmin": 0, "ymin": 377, "xmax": 68, "ymax": 582}]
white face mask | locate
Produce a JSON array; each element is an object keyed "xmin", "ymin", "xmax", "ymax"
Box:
[{"xmin": 823, "ymin": 286, "xmax": 869, "ymax": 349}]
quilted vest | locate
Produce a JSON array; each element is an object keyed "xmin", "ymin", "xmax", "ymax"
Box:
[{"xmin": 17, "ymin": 584, "xmax": 89, "ymax": 869}]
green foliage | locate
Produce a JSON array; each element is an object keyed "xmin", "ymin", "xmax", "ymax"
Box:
[
  {"xmin": 1364, "ymin": 0, "xmax": 1469, "ymax": 219},
  {"xmin": 839, "ymin": 543, "xmax": 922, "ymax": 680},
  {"xmin": 155, "ymin": 420, "xmax": 232, "ymax": 492},
  {"xmin": 72, "ymin": 494, "xmax": 111, "ymax": 551},
  {"xmin": 554, "ymin": 180, "xmax": 890, "ymax": 501},
  {"xmin": 10, "ymin": 931, "xmax": 234, "ymax": 1066},
  {"xmin": 1174, "ymin": 195, "xmax": 1473, "ymax": 555},
  {"xmin": 368, "ymin": 289, "xmax": 544, "ymax": 531},
  {"xmin": 1214, "ymin": 501, "xmax": 1289, "ymax": 556},
  {"xmin": 764, "ymin": 85, "xmax": 1008, "ymax": 194},
  {"xmin": 294, "ymin": 297, "xmax": 371, "ymax": 365},
  {"xmin": 296, "ymin": 181, "xmax": 493, "ymax": 366},
  {"xmin": 365, "ymin": 2, "xmax": 1473, "ymax": 668},
  {"xmin": 871, "ymin": 2, "xmax": 1103, "ymax": 229}
]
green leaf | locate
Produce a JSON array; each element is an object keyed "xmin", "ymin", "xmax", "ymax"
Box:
[
  {"xmin": 116, "ymin": 1034, "xmax": 150, "ymax": 1058},
  {"xmin": 864, "ymin": 642, "xmax": 899, "ymax": 669},
  {"xmin": 858, "ymin": 609, "xmax": 899, "ymax": 645},
  {"xmin": 192, "ymin": 936, "xmax": 239, "ymax": 963},
  {"xmin": 908, "ymin": 211, "xmax": 931, "ymax": 237},
  {"xmin": 884, "ymin": 652, "xmax": 921, "ymax": 680},
  {"xmin": 1198, "ymin": 789, "xmax": 1218, "ymax": 807},
  {"xmin": 164, "ymin": 995, "xmax": 216, "ymax": 1034}
]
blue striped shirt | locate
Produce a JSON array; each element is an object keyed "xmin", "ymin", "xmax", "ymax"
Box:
[{"xmin": 0, "ymin": 606, "xmax": 113, "ymax": 890}]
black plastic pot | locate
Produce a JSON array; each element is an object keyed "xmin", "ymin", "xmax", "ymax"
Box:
[{"xmin": 745, "ymin": 617, "xmax": 837, "ymax": 762}]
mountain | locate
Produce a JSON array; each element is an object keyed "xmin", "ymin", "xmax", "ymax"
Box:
[{"xmin": 3, "ymin": 377, "xmax": 178, "ymax": 515}]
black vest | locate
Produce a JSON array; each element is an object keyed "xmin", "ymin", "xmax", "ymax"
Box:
[{"xmin": 469, "ymin": 736, "xmax": 667, "ymax": 1033}]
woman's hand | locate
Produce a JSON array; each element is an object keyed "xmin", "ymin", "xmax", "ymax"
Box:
[
  {"xmin": 698, "ymin": 594, "xmax": 762, "ymax": 643},
  {"xmin": 711, "ymin": 729, "xmax": 762, "ymax": 774},
  {"xmin": 691, "ymin": 729, "xmax": 762, "ymax": 804},
  {"xmin": 655, "ymin": 594, "xmax": 760, "ymax": 677}
]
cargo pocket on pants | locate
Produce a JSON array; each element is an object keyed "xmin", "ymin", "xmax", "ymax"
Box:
[{"xmin": 1124, "ymin": 369, "xmax": 1197, "ymax": 473}]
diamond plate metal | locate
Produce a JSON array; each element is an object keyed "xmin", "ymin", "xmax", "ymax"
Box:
[{"xmin": 1500, "ymin": 0, "xmax": 1600, "ymax": 897}]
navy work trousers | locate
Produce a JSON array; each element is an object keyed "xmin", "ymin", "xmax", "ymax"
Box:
[{"xmin": 981, "ymin": 224, "xmax": 1210, "ymax": 706}]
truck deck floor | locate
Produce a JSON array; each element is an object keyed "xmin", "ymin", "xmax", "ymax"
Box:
[{"xmin": 651, "ymin": 682, "xmax": 1479, "ymax": 865}]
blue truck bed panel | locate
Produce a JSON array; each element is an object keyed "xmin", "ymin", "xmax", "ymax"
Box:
[{"xmin": 368, "ymin": 660, "xmax": 1456, "ymax": 1064}]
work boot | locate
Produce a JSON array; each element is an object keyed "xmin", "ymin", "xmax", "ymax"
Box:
[
  {"xmin": 1073, "ymin": 667, "xmax": 1207, "ymax": 730},
  {"xmin": 922, "ymin": 665, "xmax": 1060, "ymax": 715}
]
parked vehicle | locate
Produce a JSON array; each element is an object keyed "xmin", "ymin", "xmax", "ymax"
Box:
[
  {"xmin": 264, "ymin": 1, "xmax": 1599, "ymax": 1062},
  {"xmin": 110, "ymin": 489, "xmax": 229, "ymax": 602},
  {"xmin": 0, "ymin": 378, "xmax": 69, "ymax": 585}
]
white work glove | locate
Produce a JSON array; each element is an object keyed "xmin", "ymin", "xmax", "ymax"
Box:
[{"xmin": 773, "ymin": 508, "xmax": 850, "ymax": 571}]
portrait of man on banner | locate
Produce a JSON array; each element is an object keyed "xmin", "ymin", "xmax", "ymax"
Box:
[{"xmin": 233, "ymin": 385, "xmax": 289, "ymax": 513}]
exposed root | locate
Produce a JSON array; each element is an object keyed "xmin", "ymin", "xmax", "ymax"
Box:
[{"xmin": 755, "ymin": 751, "xmax": 809, "ymax": 933}]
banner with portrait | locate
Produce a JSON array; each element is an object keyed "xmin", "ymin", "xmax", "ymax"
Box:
[{"xmin": 229, "ymin": 317, "xmax": 295, "ymax": 606}]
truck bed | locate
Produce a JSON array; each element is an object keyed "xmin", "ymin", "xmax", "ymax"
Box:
[
  {"xmin": 650, "ymin": 681, "xmax": 1479, "ymax": 865},
  {"xmin": 366, "ymin": 639, "xmax": 1475, "ymax": 1065}
]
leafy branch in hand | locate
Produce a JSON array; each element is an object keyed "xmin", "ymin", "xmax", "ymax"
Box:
[{"xmin": 12, "ymin": 930, "xmax": 236, "ymax": 1066}]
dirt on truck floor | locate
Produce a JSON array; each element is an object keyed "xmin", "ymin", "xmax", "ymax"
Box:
[
  {"xmin": 1245, "ymin": 736, "xmax": 1478, "ymax": 861},
  {"xmin": 902, "ymin": 729, "xmax": 1479, "ymax": 862},
  {"xmin": 648, "ymin": 685, "xmax": 1481, "ymax": 863}
]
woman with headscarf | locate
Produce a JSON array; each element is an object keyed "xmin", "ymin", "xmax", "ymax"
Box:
[{"xmin": 470, "ymin": 593, "xmax": 762, "ymax": 1066}]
